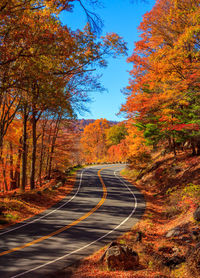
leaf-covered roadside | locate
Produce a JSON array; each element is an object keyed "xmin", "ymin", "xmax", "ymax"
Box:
[
  {"xmin": 54, "ymin": 152, "xmax": 200, "ymax": 278},
  {"xmin": 0, "ymin": 167, "xmax": 79, "ymax": 229}
]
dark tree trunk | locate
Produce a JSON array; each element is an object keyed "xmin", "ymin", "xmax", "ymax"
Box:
[
  {"xmin": 196, "ymin": 141, "xmax": 200, "ymax": 156},
  {"xmin": 39, "ymin": 120, "xmax": 46, "ymax": 187},
  {"xmin": 14, "ymin": 142, "xmax": 22, "ymax": 189},
  {"xmin": 45, "ymin": 122, "xmax": 53, "ymax": 176},
  {"xmin": 2, "ymin": 153, "xmax": 8, "ymax": 191},
  {"xmin": 9, "ymin": 142, "xmax": 15, "ymax": 190},
  {"xmin": 191, "ymin": 140, "xmax": 197, "ymax": 156},
  {"xmin": 0, "ymin": 142, "xmax": 4, "ymax": 192},
  {"xmin": 48, "ymin": 117, "xmax": 60, "ymax": 179},
  {"xmin": 30, "ymin": 109, "xmax": 37, "ymax": 190},
  {"xmin": 21, "ymin": 105, "xmax": 28, "ymax": 192},
  {"xmin": 172, "ymin": 138, "xmax": 177, "ymax": 157}
]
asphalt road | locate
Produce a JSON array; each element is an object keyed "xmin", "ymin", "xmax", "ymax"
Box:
[{"xmin": 0, "ymin": 164, "xmax": 145, "ymax": 278}]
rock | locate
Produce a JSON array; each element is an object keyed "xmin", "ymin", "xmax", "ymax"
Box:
[
  {"xmin": 135, "ymin": 231, "xmax": 143, "ymax": 242},
  {"xmin": 163, "ymin": 255, "xmax": 185, "ymax": 269},
  {"xmin": 191, "ymin": 229, "xmax": 200, "ymax": 241},
  {"xmin": 172, "ymin": 166, "xmax": 182, "ymax": 173},
  {"xmin": 158, "ymin": 246, "xmax": 174, "ymax": 254},
  {"xmin": 172, "ymin": 247, "xmax": 180, "ymax": 254},
  {"xmin": 166, "ymin": 227, "xmax": 181, "ymax": 238},
  {"xmin": 193, "ymin": 206, "xmax": 200, "ymax": 221},
  {"xmin": 55, "ymin": 182, "xmax": 63, "ymax": 188},
  {"xmin": 180, "ymin": 236, "xmax": 191, "ymax": 243},
  {"xmin": 104, "ymin": 243, "xmax": 139, "ymax": 271}
]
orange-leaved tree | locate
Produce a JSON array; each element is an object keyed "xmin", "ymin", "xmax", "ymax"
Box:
[{"xmin": 121, "ymin": 0, "xmax": 200, "ymax": 161}]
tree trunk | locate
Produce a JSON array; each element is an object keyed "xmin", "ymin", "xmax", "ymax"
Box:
[
  {"xmin": 38, "ymin": 120, "xmax": 46, "ymax": 186},
  {"xmin": 172, "ymin": 137, "xmax": 177, "ymax": 157},
  {"xmin": 168, "ymin": 136, "xmax": 172, "ymax": 151},
  {"xmin": 2, "ymin": 153, "xmax": 8, "ymax": 191},
  {"xmin": 196, "ymin": 141, "xmax": 200, "ymax": 156},
  {"xmin": 45, "ymin": 122, "xmax": 53, "ymax": 176},
  {"xmin": 0, "ymin": 144, "xmax": 4, "ymax": 192},
  {"xmin": 191, "ymin": 140, "xmax": 196, "ymax": 156},
  {"xmin": 48, "ymin": 117, "xmax": 60, "ymax": 179},
  {"xmin": 9, "ymin": 142, "xmax": 15, "ymax": 190},
  {"xmin": 30, "ymin": 109, "xmax": 37, "ymax": 190},
  {"xmin": 21, "ymin": 105, "xmax": 28, "ymax": 192},
  {"xmin": 14, "ymin": 141, "xmax": 22, "ymax": 189}
]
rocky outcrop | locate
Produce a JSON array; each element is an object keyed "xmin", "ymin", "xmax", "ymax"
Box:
[
  {"xmin": 163, "ymin": 255, "xmax": 185, "ymax": 269},
  {"xmin": 100, "ymin": 242, "xmax": 139, "ymax": 271}
]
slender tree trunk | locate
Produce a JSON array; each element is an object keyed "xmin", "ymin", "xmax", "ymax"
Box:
[
  {"xmin": 191, "ymin": 140, "xmax": 196, "ymax": 156},
  {"xmin": 9, "ymin": 142, "xmax": 14, "ymax": 180},
  {"xmin": 14, "ymin": 142, "xmax": 22, "ymax": 189},
  {"xmin": 172, "ymin": 137, "xmax": 177, "ymax": 157},
  {"xmin": 196, "ymin": 141, "xmax": 200, "ymax": 156},
  {"xmin": 0, "ymin": 143, "xmax": 4, "ymax": 192},
  {"xmin": 168, "ymin": 136, "xmax": 172, "ymax": 151},
  {"xmin": 21, "ymin": 105, "xmax": 28, "ymax": 192},
  {"xmin": 39, "ymin": 121, "xmax": 46, "ymax": 186},
  {"xmin": 2, "ymin": 153, "xmax": 8, "ymax": 191},
  {"xmin": 45, "ymin": 122, "xmax": 53, "ymax": 176},
  {"xmin": 48, "ymin": 117, "xmax": 60, "ymax": 179},
  {"xmin": 9, "ymin": 142, "xmax": 16, "ymax": 190},
  {"xmin": 30, "ymin": 110, "xmax": 37, "ymax": 190}
]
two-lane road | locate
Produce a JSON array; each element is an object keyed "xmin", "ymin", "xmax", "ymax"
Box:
[{"xmin": 0, "ymin": 164, "xmax": 145, "ymax": 278}]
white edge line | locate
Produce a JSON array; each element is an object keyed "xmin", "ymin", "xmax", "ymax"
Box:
[
  {"xmin": 0, "ymin": 169, "xmax": 87, "ymax": 236},
  {"xmin": 10, "ymin": 167, "xmax": 140, "ymax": 278}
]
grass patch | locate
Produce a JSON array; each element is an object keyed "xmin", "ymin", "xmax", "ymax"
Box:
[
  {"xmin": 67, "ymin": 165, "xmax": 84, "ymax": 175},
  {"xmin": 120, "ymin": 168, "xmax": 140, "ymax": 179}
]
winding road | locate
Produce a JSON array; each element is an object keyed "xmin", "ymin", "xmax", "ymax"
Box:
[{"xmin": 0, "ymin": 164, "xmax": 145, "ymax": 278}]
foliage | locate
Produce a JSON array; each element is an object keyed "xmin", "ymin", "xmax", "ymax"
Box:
[
  {"xmin": 106, "ymin": 123, "xmax": 127, "ymax": 146},
  {"xmin": 167, "ymin": 183, "xmax": 200, "ymax": 214},
  {"xmin": 81, "ymin": 118, "xmax": 110, "ymax": 163},
  {"xmin": 0, "ymin": 0, "xmax": 127, "ymax": 192},
  {"xmin": 121, "ymin": 0, "xmax": 200, "ymax": 159}
]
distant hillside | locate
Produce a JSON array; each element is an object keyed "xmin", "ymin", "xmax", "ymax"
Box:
[{"xmin": 76, "ymin": 119, "xmax": 119, "ymax": 131}]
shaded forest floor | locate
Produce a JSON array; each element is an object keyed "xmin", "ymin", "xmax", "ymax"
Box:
[
  {"xmin": 55, "ymin": 151, "xmax": 200, "ymax": 278},
  {"xmin": 0, "ymin": 168, "xmax": 79, "ymax": 229}
]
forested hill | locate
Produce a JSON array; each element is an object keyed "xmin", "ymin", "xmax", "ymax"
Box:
[{"xmin": 76, "ymin": 119, "xmax": 118, "ymax": 131}]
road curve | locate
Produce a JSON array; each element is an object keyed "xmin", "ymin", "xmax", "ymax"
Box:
[{"xmin": 0, "ymin": 164, "xmax": 145, "ymax": 278}]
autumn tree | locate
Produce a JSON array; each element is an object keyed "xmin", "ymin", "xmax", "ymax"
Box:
[
  {"xmin": 121, "ymin": 0, "xmax": 200, "ymax": 161},
  {"xmin": 81, "ymin": 119, "xmax": 110, "ymax": 163},
  {"xmin": 0, "ymin": 0, "xmax": 127, "ymax": 191},
  {"xmin": 106, "ymin": 123, "xmax": 127, "ymax": 147},
  {"xmin": 106, "ymin": 123, "xmax": 128, "ymax": 163}
]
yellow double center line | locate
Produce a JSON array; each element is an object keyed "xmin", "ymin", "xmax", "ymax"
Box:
[{"xmin": 0, "ymin": 168, "xmax": 108, "ymax": 257}]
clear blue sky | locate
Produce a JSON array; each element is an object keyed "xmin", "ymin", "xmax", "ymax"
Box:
[{"xmin": 60, "ymin": 0, "xmax": 155, "ymax": 121}]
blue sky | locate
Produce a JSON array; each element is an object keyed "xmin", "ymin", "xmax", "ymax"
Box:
[{"xmin": 60, "ymin": 0, "xmax": 155, "ymax": 121}]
